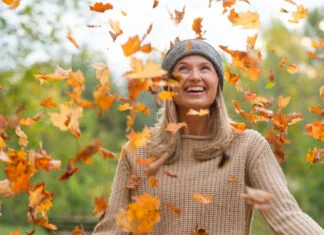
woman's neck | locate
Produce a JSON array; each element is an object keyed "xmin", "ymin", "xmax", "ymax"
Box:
[{"xmin": 178, "ymin": 111, "xmax": 210, "ymax": 136}]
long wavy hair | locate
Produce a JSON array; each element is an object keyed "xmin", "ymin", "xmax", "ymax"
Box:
[{"xmin": 147, "ymin": 86, "xmax": 235, "ymax": 164}]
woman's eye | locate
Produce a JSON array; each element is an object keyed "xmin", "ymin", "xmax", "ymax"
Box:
[
  {"xmin": 178, "ymin": 66, "xmax": 189, "ymax": 71},
  {"xmin": 201, "ymin": 66, "xmax": 211, "ymax": 71}
]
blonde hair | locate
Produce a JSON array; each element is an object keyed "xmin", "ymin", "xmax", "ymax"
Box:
[{"xmin": 147, "ymin": 87, "xmax": 235, "ymax": 164}]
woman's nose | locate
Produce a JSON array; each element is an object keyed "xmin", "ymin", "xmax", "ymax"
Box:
[{"xmin": 187, "ymin": 68, "xmax": 202, "ymax": 81}]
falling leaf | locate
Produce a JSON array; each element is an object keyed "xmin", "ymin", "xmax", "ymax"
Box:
[
  {"xmin": 148, "ymin": 176, "xmax": 158, "ymax": 187},
  {"xmin": 145, "ymin": 153, "xmax": 169, "ymax": 177},
  {"xmin": 230, "ymin": 122, "xmax": 247, "ymax": 133},
  {"xmin": 228, "ymin": 9, "xmax": 260, "ymax": 29},
  {"xmin": 278, "ymin": 96, "xmax": 291, "ymax": 111},
  {"xmin": 35, "ymin": 65, "xmax": 71, "ymax": 84},
  {"xmin": 166, "ymin": 202, "xmax": 181, "ymax": 214},
  {"xmin": 58, "ymin": 159, "xmax": 79, "ymax": 181},
  {"xmin": 29, "ymin": 146, "xmax": 61, "ymax": 172},
  {"xmin": 136, "ymin": 156, "xmax": 156, "ymax": 166},
  {"xmin": 98, "ymin": 147, "xmax": 117, "ymax": 159},
  {"xmin": 192, "ymin": 192, "xmax": 212, "ymax": 204},
  {"xmin": 127, "ymin": 169, "xmax": 141, "ymax": 189},
  {"xmin": 289, "ymin": 4, "xmax": 308, "ymax": 24},
  {"xmin": 66, "ymin": 27, "xmax": 80, "ymax": 49},
  {"xmin": 2, "ymin": 0, "xmax": 20, "ymax": 10},
  {"xmin": 163, "ymin": 171, "xmax": 178, "ymax": 178},
  {"xmin": 109, "ymin": 19, "xmax": 123, "ymax": 41},
  {"xmin": 15, "ymin": 126, "xmax": 28, "ymax": 147},
  {"xmin": 186, "ymin": 109, "xmax": 210, "ymax": 116},
  {"xmin": 306, "ymin": 121, "xmax": 324, "ymax": 141},
  {"xmin": 126, "ymin": 126, "xmax": 151, "ymax": 153},
  {"xmin": 279, "ymin": 56, "xmax": 287, "ymax": 68},
  {"xmin": 89, "ymin": 2, "xmax": 113, "ymax": 13},
  {"xmin": 241, "ymin": 187, "xmax": 273, "ymax": 212},
  {"xmin": 92, "ymin": 63, "xmax": 110, "ymax": 85},
  {"xmin": 185, "ymin": 40, "xmax": 193, "ymax": 51},
  {"xmin": 308, "ymin": 106, "xmax": 324, "ymax": 116},
  {"xmin": 286, "ymin": 64, "xmax": 298, "ymax": 74},
  {"xmin": 121, "ymin": 10, "xmax": 127, "ymax": 16},
  {"xmin": 224, "ymin": 66, "xmax": 240, "ymax": 84},
  {"xmin": 153, "ymin": 0, "xmax": 159, "ymax": 8},
  {"xmin": 157, "ymin": 91, "xmax": 176, "ymax": 101},
  {"xmin": 93, "ymin": 83, "xmax": 118, "ymax": 117},
  {"xmin": 246, "ymin": 34, "xmax": 258, "ymax": 50},
  {"xmin": 71, "ymin": 225, "xmax": 85, "ymax": 235},
  {"xmin": 125, "ymin": 59, "xmax": 167, "ymax": 80},
  {"xmin": 165, "ymin": 122, "xmax": 186, "ymax": 134},
  {"xmin": 91, "ymin": 196, "xmax": 108, "ymax": 218},
  {"xmin": 228, "ymin": 176, "xmax": 237, "ymax": 184},
  {"xmin": 169, "ymin": 6, "xmax": 185, "ymax": 24},
  {"xmin": 40, "ymin": 98, "xmax": 58, "ymax": 108},
  {"xmin": 122, "ymin": 36, "xmax": 141, "ymax": 57},
  {"xmin": 116, "ymin": 193, "xmax": 160, "ymax": 233},
  {"xmin": 192, "ymin": 18, "xmax": 205, "ymax": 39},
  {"xmin": 306, "ymin": 147, "xmax": 324, "ymax": 164},
  {"xmin": 10, "ymin": 228, "xmax": 20, "ymax": 235},
  {"xmin": 74, "ymin": 140, "xmax": 101, "ymax": 164}
]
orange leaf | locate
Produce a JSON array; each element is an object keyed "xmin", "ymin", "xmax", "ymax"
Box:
[
  {"xmin": 286, "ymin": 64, "xmax": 298, "ymax": 74},
  {"xmin": 306, "ymin": 121, "xmax": 324, "ymax": 141},
  {"xmin": 124, "ymin": 59, "xmax": 166, "ymax": 80},
  {"xmin": 279, "ymin": 56, "xmax": 287, "ymax": 68},
  {"xmin": 311, "ymin": 39, "xmax": 320, "ymax": 49},
  {"xmin": 192, "ymin": 192, "xmax": 212, "ymax": 204},
  {"xmin": 136, "ymin": 156, "xmax": 156, "ymax": 166},
  {"xmin": 192, "ymin": 18, "xmax": 205, "ymax": 39},
  {"xmin": 35, "ymin": 65, "xmax": 71, "ymax": 84},
  {"xmin": 157, "ymin": 91, "xmax": 176, "ymax": 101},
  {"xmin": 92, "ymin": 196, "xmax": 108, "ymax": 216},
  {"xmin": 121, "ymin": 10, "xmax": 127, "ymax": 16},
  {"xmin": 230, "ymin": 122, "xmax": 247, "ymax": 133},
  {"xmin": 186, "ymin": 109, "xmax": 209, "ymax": 116},
  {"xmin": 305, "ymin": 147, "xmax": 324, "ymax": 164},
  {"xmin": 166, "ymin": 202, "xmax": 181, "ymax": 214},
  {"xmin": 165, "ymin": 122, "xmax": 186, "ymax": 134},
  {"xmin": 246, "ymin": 33, "xmax": 258, "ymax": 50},
  {"xmin": 289, "ymin": 4, "xmax": 308, "ymax": 23},
  {"xmin": 15, "ymin": 126, "xmax": 28, "ymax": 147},
  {"xmin": 148, "ymin": 176, "xmax": 158, "ymax": 187},
  {"xmin": 116, "ymin": 193, "xmax": 160, "ymax": 233},
  {"xmin": 140, "ymin": 43, "xmax": 153, "ymax": 53},
  {"xmin": 71, "ymin": 225, "xmax": 85, "ymax": 235},
  {"xmin": 2, "ymin": 0, "xmax": 20, "ymax": 9},
  {"xmin": 58, "ymin": 159, "xmax": 79, "ymax": 181},
  {"xmin": 169, "ymin": 6, "xmax": 185, "ymax": 24},
  {"xmin": 74, "ymin": 140, "xmax": 101, "ymax": 164},
  {"xmin": 89, "ymin": 2, "xmax": 113, "ymax": 13},
  {"xmin": 10, "ymin": 228, "xmax": 20, "ymax": 235},
  {"xmin": 308, "ymin": 106, "xmax": 324, "ymax": 116},
  {"xmin": 98, "ymin": 147, "xmax": 117, "ymax": 159},
  {"xmin": 66, "ymin": 27, "xmax": 79, "ymax": 49},
  {"xmin": 92, "ymin": 63, "xmax": 110, "ymax": 85},
  {"xmin": 40, "ymin": 97, "xmax": 58, "ymax": 108},
  {"xmin": 278, "ymin": 96, "xmax": 291, "ymax": 111},
  {"xmin": 228, "ymin": 9, "xmax": 260, "ymax": 29},
  {"xmin": 224, "ymin": 66, "xmax": 240, "ymax": 84},
  {"xmin": 121, "ymin": 35, "xmax": 141, "ymax": 57},
  {"xmin": 228, "ymin": 176, "xmax": 237, "ymax": 184},
  {"xmin": 109, "ymin": 19, "xmax": 123, "ymax": 41},
  {"xmin": 126, "ymin": 126, "xmax": 151, "ymax": 153},
  {"xmin": 153, "ymin": 0, "xmax": 159, "ymax": 8}
]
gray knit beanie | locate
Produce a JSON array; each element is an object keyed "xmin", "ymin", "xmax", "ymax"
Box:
[{"xmin": 161, "ymin": 39, "xmax": 224, "ymax": 90}]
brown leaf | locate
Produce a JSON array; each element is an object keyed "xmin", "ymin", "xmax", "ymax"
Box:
[
  {"xmin": 58, "ymin": 159, "xmax": 79, "ymax": 181},
  {"xmin": 74, "ymin": 140, "xmax": 101, "ymax": 164},
  {"xmin": 153, "ymin": 0, "xmax": 159, "ymax": 8},
  {"xmin": 192, "ymin": 18, "xmax": 205, "ymax": 39},
  {"xmin": 193, "ymin": 224, "xmax": 209, "ymax": 235},
  {"xmin": 92, "ymin": 196, "xmax": 108, "ymax": 216}
]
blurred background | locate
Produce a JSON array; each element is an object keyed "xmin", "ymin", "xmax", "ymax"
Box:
[{"xmin": 0, "ymin": 0, "xmax": 323, "ymax": 234}]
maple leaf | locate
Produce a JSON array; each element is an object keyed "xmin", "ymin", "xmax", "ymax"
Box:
[
  {"xmin": 71, "ymin": 225, "xmax": 86, "ymax": 235},
  {"xmin": 246, "ymin": 34, "xmax": 258, "ymax": 50},
  {"xmin": 35, "ymin": 65, "xmax": 71, "ymax": 84},
  {"xmin": 49, "ymin": 103, "xmax": 83, "ymax": 139},
  {"xmin": 224, "ymin": 66, "xmax": 240, "ymax": 85},
  {"xmin": 89, "ymin": 2, "xmax": 113, "ymax": 13},
  {"xmin": 165, "ymin": 122, "xmax": 187, "ymax": 134},
  {"xmin": 126, "ymin": 126, "xmax": 151, "ymax": 153},
  {"xmin": 289, "ymin": 4, "xmax": 308, "ymax": 23},
  {"xmin": 192, "ymin": 192, "xmax": 212, "ymax": 204},
  {"xmin": 228, "ymin": 9, "xmax": 260, "ymax": 29},
  {"xmin": 241, "ymin": 187, "xmax": 273, "ymax": 212},
  {"xmin": 124, "ymin": 59, "xmax": 167, "ymax": 80},
  {"xmin": 116, "ymin": 193, "xmax": 160, "ymax": 233},
  {"xmin": 306, "ymin": 147, "xmax": 324, "ymax": 164},
  {"xmin": 92, "ymin": 63, "xmax": 110, "ymax": 85},
  {"xmin": 121, "ymin": 31, "xmax": 154, "ymax": 57},
  {"xmin": 148, "ymin": 176, "xmax": 158, "ymax": 187},
  {"xmin": 169, "ymin": 6, "xmax": 185, "ymax": 24},
  {"xmin": 93, "ymin": 83, "xmax": 118, "ymax": 117},
  {"xmin": 74, "ymin": 140, "xmax": 101, "ymax": 164},
  {"xmin": 166, "ymin": 202, "xmax": 181, "ymax": 214},
  {"xmin": 2, "ymin": 0, "xmax": 20, "ymax": 9},
  {"xmin": 92, "ymin": 196, "xmax": 108, "ymax": 221},
  {"xmin": 192, "ymin": 18, "xmax": 205, "ymax": 40},
  {"xmin": 127, "ymin": 169, "xmax": 141, "ymax": 189},
  {"xmin": 58, "ymin": 159, "xmax": 79, "ymax": 181},
  {"xmin": 40, "ymin": 97, "xmax": 58, "ymax": 108},
  {"xmin": 286, "ymin": 64, "xmax": 298, "ymax": 74},
  {"xmin": 157, "ymin": 91, "xmax": 176, "ymax": 101},
  {"xmin": 109, "ymin": 19, "xmax": 123, "ymax": 41},
  {"xmin": 29, "ymin": 146, "xmax": 61, "ymax": 172},
  {"xmin": 66, "ymin": 27, "xmax": 80, "ymax": 49},
  {"xmin": 28, "ymin": 183, "xmax": 54, "ymax": 213},
  {"xmin": 186, "ymin": 109, "xmax": 210, "ymax": 116}
]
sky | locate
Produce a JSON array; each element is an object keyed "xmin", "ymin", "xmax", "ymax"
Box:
[{"xmin": 1, "ymin": 0, "xmax": 324, "ymax": 83}]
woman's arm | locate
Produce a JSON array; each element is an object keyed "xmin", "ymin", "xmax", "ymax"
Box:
[
  {"xmin": 93, "ymin": 147, "xmax": 132, "ymax": 235},
  {"xmin": 248, "ymin": 137, "xmax": 324, "ymax": 235}
]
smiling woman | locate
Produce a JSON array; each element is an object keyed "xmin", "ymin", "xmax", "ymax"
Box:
[{"xmin": 93, "ymin": 39, "xmax": 324, "ymax": 235}]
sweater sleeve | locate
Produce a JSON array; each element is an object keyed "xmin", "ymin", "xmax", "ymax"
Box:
[
  {"xmin": 248, "ymin": 137, "xmax": 324, "ymax": 235},
  {"xmin": 93, "ymin": 146, "xmax": 132, "ymax": 235}
]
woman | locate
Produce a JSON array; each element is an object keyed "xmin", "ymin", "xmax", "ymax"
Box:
[{"xmin": 93, "ymin": 40, "xmax": 323, "ymax": 234}]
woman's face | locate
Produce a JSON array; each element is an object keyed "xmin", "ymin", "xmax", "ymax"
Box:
[{"xmin": 172, "ymin": 55, "xmax": 219, "ymax": 114}]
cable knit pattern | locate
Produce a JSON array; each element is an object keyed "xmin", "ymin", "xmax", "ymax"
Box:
[{"xmin": 93, "ymin": 129, "xmax": 324, "ymax": 235}]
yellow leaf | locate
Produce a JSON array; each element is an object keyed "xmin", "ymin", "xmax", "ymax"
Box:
[
  {"xmin": 286, "ymin": 64, "xmax": 298, "ymax": 74},
  {"xmin": 124, "ymin": 59, "xmax": 167, "ymax": 80},
  {"xmin": 192, "ymin": 192, "xmax": 212, "ymax": 204},
  {"xmin": 165, "ymin": 122, "xmax": 187, "ymax": 134},
  {"xmin": 186, "ymin": 109, "xmax": 210, "ymax": 116},
  {"xmin": 157, "ymin": 91, "xmax": 176, "ymax": 101},
  {"xmin": 228, "ymin": 9, "xmax": 260, "ymax": 29},
  {"xmin": 92, "ymin": 63, "xmax": 110, "ymax": 85}
]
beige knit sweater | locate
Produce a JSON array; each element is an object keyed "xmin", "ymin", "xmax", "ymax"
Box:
[{"xmin": 93, "ymin": 129, "xmax": 323, "ymax": 235}]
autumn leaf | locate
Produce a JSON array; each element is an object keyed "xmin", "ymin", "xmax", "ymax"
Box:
[
  {"xmin": 136, "ymin": 156, "xmax": 156, "ymax": 166},
  {"xmin": 29, "ymin": 146, "xmax": 61, "ymax": 172},
  {"xmin": 40, "ymin": 98, "xmax": 58, "ymax": 108},
  {"xmin": 192, "ymin": 192, "xmax": 212, "ymax": 204},
  {"xmin": 89, "ymin": 2, "xmax": 113, "ymax": 13},
  {"xmin": 9, "ymin": 228, "xmax": 20, "ymax": 235},
  {"xmin": 224, "ymin": 66, "xmax": 240, "ymax": 84},
  {"xmin": 127, "ymin": 169, "xmax": 141, "ymax": 189},
  {"xmin": 49, "ymin": 103, "xmax": 83, "ymax": 139},
  {"xmin": 166, "ymin": 202, "xmax": 181, "ymax": 214},
  {"xmin": 193, "ymin": 224, "xmax": 209, "ymax": 235},
  {"xmin": 169, "ymin": 6, "xmax": 185, "ymax": 24},
  {"xmin": 308, "ymin": 106, "xmax": 324, "ymax": 116},
  {"xmin": 2, "ymin": 0, "xmax": 20, "ymax": 10},
  {"xmin": 145, "ymin": 153, "xmax": 169, "ymax": 177},
  {"xmin": 58, "ymin": 159, "xmax": 79, "ymax": 181},
  {"xmin": 92, "ymin": 196, "xmax": 108, "ymax": 221},
  {"xmin": 98, "ymin": 147, "xmax": 117, "ymax": 159},
  {"xmin": 121, "ymin": 31, "xmax": 153, "ymax": 57},
  {"xmin": 192, "ymin": 18, "xmax": 205, "ymax": 39},
  {"xmin": 71, "ymin": 225, "xmax": 85, "ymax": 235},
  {"xmin": 15, "ymin": 126, "xmax": 28, "ymax": 147},
  {"xmin": 241, "ymin": 187, "xmax": 273, "ymax": 212},
  {"xmin": 109, "ymin": 19, "xmax": 123, "ymax": 41},
  {"xmin": 28, "ymin": 183, "xmax": 54, "ymax": 213},
  {"xmin": 92, "ymin": 63, "xmax": 110, "ymax": 85},
  {"xmin": 230, "ymin": 122, "xmax": 247, "ymax": 133},
  {"xmin": 279, "ymin": 56, "xmax": 287, "ymax": 68},
  {"xmin": 74, "ymin": 141, "xmax": 101, "ymax": 164},
  {"xmin": 124, "ymin": 59, "xmax": 167, "ymax": 80},
  {"xmin": 148, "ymin": 176, "xmax": 158, "ymax": 187},
  {"xmin": 165, "ymin": 122, "xmax": 186, "ymax": 134},
  {"xmin": 66, "ymin": 27, "xmax": 80, "ymax": 49},
  {"xmin": 35, "ymin": 65, "xmax": 71, "ymax": 84},
  {"xmin": 289, "ymin": 4, "xmax": 308, "ymax": 23},
  {"xmin": 306, "ymin": 121, "xmax": 324, "ymax": 141},
  {"xmin": 228, "ymin": 176, "xmax": 237, "ymax": 184},
  {"xmin": 306, "ymin": 147, "xmax": 324, "ymax": 164},
  {"xmin": 116, "ymin": 193, "xmax": 160, "ymax": 233},
  {"xmin": 287, "ymin": 64, "xmax": 298, "ymax": 74},
  {"xmin": 157, "ymin": 91, "xmax": 176, "ymax": 101},
  {"xmin": 126, "ymin": 126, "xmax": 151, "ymax": 153},
  {"xmin": 186, "ymin": 109, "xmax": 209, "ymax": 116},
  {"xmin": 278, "ymin": 96, "xmax": 291, "ymax": 111},
  {"xmin": 93, "ymin": 83, "xmax": 118, "ymax": 117},
  {"xmin": 20, "ymin": 112, "xmax": 45, "ymax": 127},
  {"xmin": 228, "ymin": 9, "xmax": 260, "ymax": 29},
  {"xmin": 153, "ymin": 0, "xmax": 159, "ymax": 8},
  {"xmin": 246, "ymin": 34, "xmax": 258, "ymax": 50}
]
